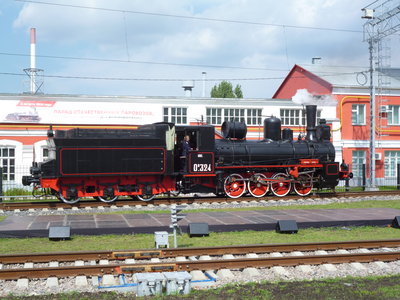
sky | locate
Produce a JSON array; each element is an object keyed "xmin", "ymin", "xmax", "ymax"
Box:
[{"xmin": 0, "ymin": 0, "xmax": 398, "ymax": 98}]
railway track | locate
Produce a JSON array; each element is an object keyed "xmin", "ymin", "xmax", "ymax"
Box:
[
  {"xmin": 1, "ymin": 239, "xmax": 400, "ymax": 280},
  {"xmin": 1, "ymin": 190, "xmax": 399, "ymax": 212}
]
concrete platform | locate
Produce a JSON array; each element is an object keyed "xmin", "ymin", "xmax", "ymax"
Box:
[{"xmin": 0, "ymin": 207, "xmax": 399, "ymax": 238}]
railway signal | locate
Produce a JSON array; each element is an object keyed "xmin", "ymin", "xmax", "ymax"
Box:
[{"xmin": 170, "ymin": 204, "xmax": 186, "ymax": 248}]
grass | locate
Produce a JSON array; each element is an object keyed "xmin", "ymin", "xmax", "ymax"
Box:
[
  {"xmin": 1, "ymin": 275, "xmax": 400, "ymax": 299},
  {"xmin": 0, "ymin": 226, "xmax": 399, "ymax": 254}
]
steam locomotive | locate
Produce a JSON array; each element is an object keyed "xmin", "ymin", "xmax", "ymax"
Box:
[{"xmin": 22, "ymin": 105, "xmax": 351, "ymax": 204}]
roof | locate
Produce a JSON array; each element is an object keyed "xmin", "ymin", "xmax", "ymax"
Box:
[
  {"xmin": 274, "ymin": 64, "xmax": 400, "ymax": 98},
  {"xmin": 0, "ymin": 93, "xmax": 295, "ymax": 107}
]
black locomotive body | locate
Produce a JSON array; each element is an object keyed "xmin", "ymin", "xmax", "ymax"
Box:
[{"xmin": 23, "ymin": 105, "xmax": 351, "ymax": 203}]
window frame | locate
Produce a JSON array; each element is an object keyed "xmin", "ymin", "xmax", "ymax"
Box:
[
  {"xmin": 280, "ymin": 108, "xmax": 321, "ymax": 126},
  {"xmin": 352, "ymin": 104, "xmax": 366, "ymax": 125},
  {"xmin": 0, "ymin": 146, "xmax": 16, "ymax": 181},
  {"xmin": 352, "ymin": 150, "xmax": 366, "ymax": 178},
  {"xmin": 387, "ymin": 105, "xmax": 400, "ymax": 125},
  {"xmin": 205, "ymin": 107, "xmax": 262, "ymax": 125},
  {"xmin": 163, "ymin": 106, "xmax": 188, "ymax": 125}
]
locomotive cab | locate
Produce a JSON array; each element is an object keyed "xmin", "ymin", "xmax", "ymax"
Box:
[{"xmin": 174, "ymin": 125, "xmax": 215, "ymax": 174}]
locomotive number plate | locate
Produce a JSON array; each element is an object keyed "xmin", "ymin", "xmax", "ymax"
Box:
[
  {"xmin": 189, "ymin": 152, "xmax": 214, "ymax": 174},
  {"xmin": 193, "ymin": 163, "xmax": 212, "ymax": 172}
]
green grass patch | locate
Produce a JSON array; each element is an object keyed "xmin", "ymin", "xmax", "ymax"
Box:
[
  {"xmin": 2, "ymin": 275, "xmax": 400, "ymax": 299},
  {"xmin": 0, "ymin": 226, "xmax": 399, "ymax": 254}
]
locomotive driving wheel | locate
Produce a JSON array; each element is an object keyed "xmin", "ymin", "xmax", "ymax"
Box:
[
  {"xmin": 247, "ymin": 173, "xmax": 269, "ymax": 198},
  {"xmin": 270, "ymin": 173, "xmax": 292, "ymax": 197},
  {"xmin": 293, "ymin": 173, "xmax": 313, "ymax": 196},
  {"xmin": 224, "ymin": 173, "xmax": 246, "ymax": 198},
  {"xmin": 57, "ymin": 193, "xmax": 80, "ymax": 204},
  {"xmin": 98, "ymin": 195, "xmax": 119, "ymax": 203},
  {"xmin": 136, "ymin": 194, "xmax": 155, "ymax": 201}
]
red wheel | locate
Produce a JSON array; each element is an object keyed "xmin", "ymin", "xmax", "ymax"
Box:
[
  {"xmin": 247, "ymin": 173, "xmax": 269, "ymax": 197},
  {"xmin": 224, "ymin": 174, "xmax": 246, "ymax": 198},
  {"xmin": 294, "ymin": 174, "xmax": 313, "ymax": 196},
  {"xmin": 271, "ymin": 173, "xmax": 292, "ymax": 197}
]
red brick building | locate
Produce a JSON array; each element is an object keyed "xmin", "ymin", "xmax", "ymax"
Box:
[{"xmin": 274, "ymin": 64, "xmax": 400, "ymax": 185}]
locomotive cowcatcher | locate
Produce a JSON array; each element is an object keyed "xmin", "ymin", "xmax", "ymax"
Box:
[{"xmin": 22, "ymin": 105, "xmax": 352, "ymax": 204}]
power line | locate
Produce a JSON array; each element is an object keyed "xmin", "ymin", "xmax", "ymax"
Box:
[
  {"xmin": 0, "ymin": 52, "xmax": 289, "ymax": 72},
  {"xmin": 15, "ymin": 0, "xmax": 363, "ymax": 33},
  {"xmin": 0, "ymin": 71, "xmax": 362, "ymax": 82}
]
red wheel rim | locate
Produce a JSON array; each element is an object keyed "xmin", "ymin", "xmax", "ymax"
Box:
[
  {"xmin": 248, "ymin": 173, "xmax": 269, "ymax": 197},
  {"xmin": 224, "ymin": 174, "xmax": 246, "ymax": 198},
  {"xmin": 294, "ymin": 174, "xmax": 313, "ymax": 196},
  {"xmin": 271, "ymin": 173, "xmax": 291, "ymax": 197}
]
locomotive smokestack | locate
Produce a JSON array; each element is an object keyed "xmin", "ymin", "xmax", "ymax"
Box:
[{"xmin": 305, "ymin": 105, "xmax": 317, "ymax": 141}]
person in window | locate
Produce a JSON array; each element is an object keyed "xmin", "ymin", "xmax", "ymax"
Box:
[{"xmin": 180, "ymin": 135, "xmax": 191, "ymax": 172}]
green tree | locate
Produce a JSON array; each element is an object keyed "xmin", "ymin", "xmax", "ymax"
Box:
[{"xmin": 211, "ymin": 81, "xmax": 243, "ymax": 98}]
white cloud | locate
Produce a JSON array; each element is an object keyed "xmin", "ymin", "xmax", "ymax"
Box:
[{"xmin": 8, "ymin": 0, "xmax": 381, "ymax": 98}]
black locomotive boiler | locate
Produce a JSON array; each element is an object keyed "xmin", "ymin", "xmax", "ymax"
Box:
[{"xmin": 23, "ymin": 105, "xmax": 351, "ymax": 203}]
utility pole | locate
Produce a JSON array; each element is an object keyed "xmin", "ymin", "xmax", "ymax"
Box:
[{"xmin": 362, "ymin": 1, "xmax": 400, "ymax": 190}]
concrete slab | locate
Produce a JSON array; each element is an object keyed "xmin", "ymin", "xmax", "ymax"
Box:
[
  {"xmin": 16, "ymin": 278, "xmax": 29, "ymax": 289},
  {"xmin": 297, "ymin": 265, "xmax": 313, "ymax": 273},
  {"xmin": 216, "ymin": 269, "xmax": 235, "ymax": 279},
  {"xmin": 204, "ymin": 270, "xmax": 218, "ymax": 281},
  {"xmin": 246, "ymin": 253, "xmax": 259, "ymax": 258},
  {"xmin": 350, "ymin": 262, "xmax": 366, "ymax": 270},
  {"xmin": 75, "ymin": 260, "xmax": 85, "ymax": 266},
  {"xmin": 190, "ymin": 270, "xmax": 208, "ymax": 281},
  {"xmin": 242, "ymin": 267, "xmax": 260, "ymax": 277},
  {"xmin": 91, "ymin": 276, "xmax": 99, "ymax": 286},
  {"xmin": 374, "ymin": 261, "xmax": 388, "ymax": 269},
  {"xmin": 46, "ymin": 277, "xmax": 59, "ymax": 288},
  {"xmin": 101, "ymin": 274, "xmax": 117, "ymax": 286},
  {"xmin": 322, "ymin": 264, "xmax": 337, "ymax": 272},
  {"xmin": 337, "ymin": 249, "xmax": 350, "ymax": 254},
  {"xmin": 272, "ymin": 266, "xmax": 289, "ymax": 276},
  {"xmin": 49, "ymin": 261, "xmax": 59, "ymax": 267},
  {"xmin": 176, "ymin": 256, "xmax": 187, "ymax": 262},
  {"xmin": 199, "ymin": 255, "xmax": 212, "ymax": 260},
  {"xmin": 75, "ymin": 275, "xmax": 88, "ymax": 287}
]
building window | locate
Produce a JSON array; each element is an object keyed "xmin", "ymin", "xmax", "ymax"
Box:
[
  {"xmin": 163, "ymin": 107, "xmax": 187, "ymax": 124},
  {"xmin": 0, "ymin": 147, "xmax": 15, "ymax": 181},
  {"xmin": 281, "ymin": 109, "xmax": 300, "ymax": 126},
  {"xmin": 224, "ymin": 108, "xmax": 245, "ymax": 123},
  {"xmin": 387, "ymin": 105, "xmax": 400, "ymax": 125},
  {"xmin": 280, "ymin": 109, "xmax": 321, "ymax": 126},
  {"xmin": 247, "ymin": 109, "xmax": 262, "ymax": 125},
  {"xmin": 352, "ymin": 104, "xmax": 365, "ymax": 125},
  {"xmin": 352, "ymin": 150, "xmax": 366, "ymax": 178},
  {"xmin": 206, "ymin": 108, "xmax": 222, "ymax": 125},
  {"xmin": 384, "ymin": 151, "xmax": 400, "ymax": 177},
  {"xmin": 206, "ymin": 108, "xmax": 262, "ymax": 125}
]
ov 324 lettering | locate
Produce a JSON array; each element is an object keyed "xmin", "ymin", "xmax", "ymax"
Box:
[{"xmin": 192, "ymin": 163, "xmax": 212, "ymax": 172}]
